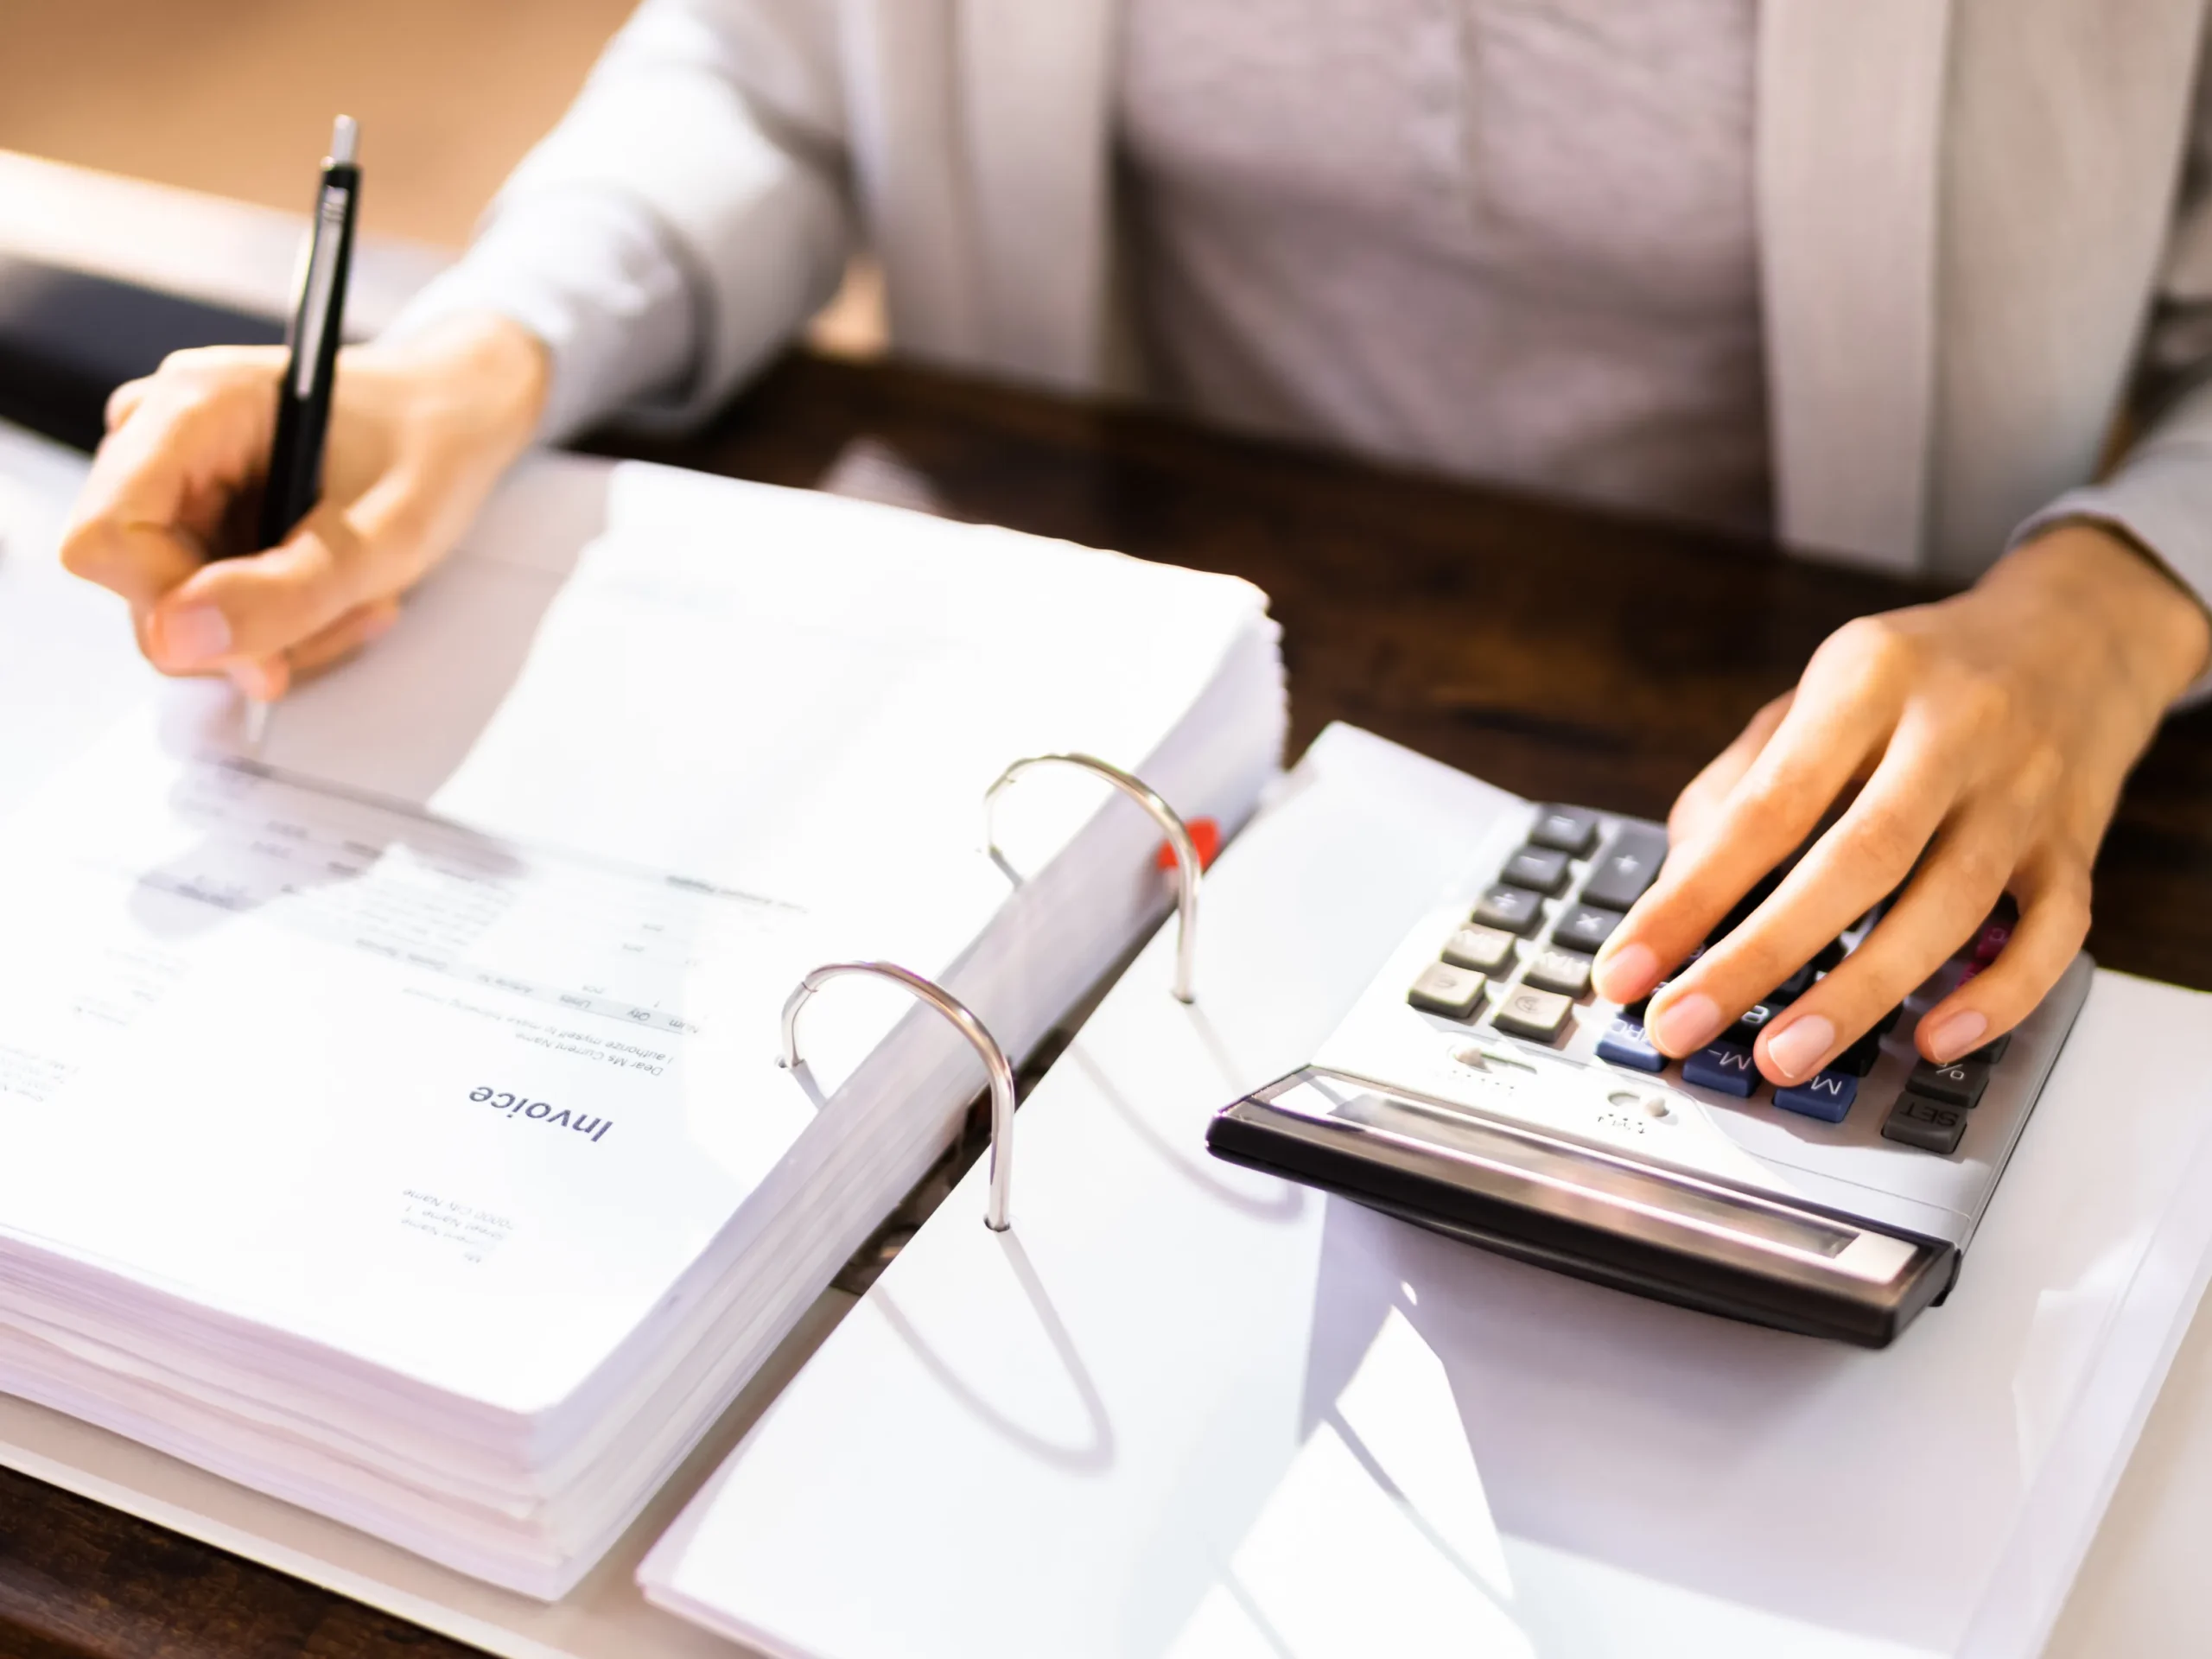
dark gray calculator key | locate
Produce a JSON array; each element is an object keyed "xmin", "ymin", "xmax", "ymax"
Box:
[
  {"xmin": 1408, "ymin": 963, "xmax": 1487, "ymax": 1020},
  {"xmin": 1835, "ymin": 1030, "xmax": 1883, "ymax": 1077},
  {"xmin": 1874, "ymin": 1004, "xmax": 1904, "ymax": 1035},
  {"xmin": 1530, "ymin": 804, "xmax": 1599, "ymax": 856},
  {"xmin": 1492, "ymin": 984, "xmax": 1573, "ymax": 1042},
  {"xmin": 1906, "ymin": 1058, "xmax": 1989, "ymax": 1108},
  {"xmin": 1967, "ymin": 1032, "xmax": 2012, "ymax": 1065},
  {"xmin": 1764, "ymin": 963, "xmax": 1815, "ymax": 1006},
  {"xmin": 1523, "ymin": 947, "xmax": 1593, "ymax": 998},
  {"xmin": 1442, "ymin": 925, "xmax": 1517, "ymax": 974},
  {"xmin": 1724, "ymin": 1001, "xmax": 1776, "ymax": 1047},
  {"xmin": 1552, "ymin": 903, "xmax": 1624, "ymax": 955},
  {"xmin": 1882, "ymin": 1093, "xmax": 1968, "ymax": 1154},
  {"xmin": 1473, "ymin": 884, "xmax": 1545, "ymax": 936},
  {"xmin": 1502, "ymin": 845, "xmax": 1572, "ymax": 896},
  {"xmin": 1580, "ymin": 823, "xmax": 1668, "ymax": 910}
]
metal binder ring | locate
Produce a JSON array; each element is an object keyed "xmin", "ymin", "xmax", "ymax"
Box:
[
  {"xmin": 985, "ymin": 753, "xmax": 1201, "ymax": 1004},
  {"xmin": 780, "ymin": 961, "xmax": 1019, "ymax": 1231}
]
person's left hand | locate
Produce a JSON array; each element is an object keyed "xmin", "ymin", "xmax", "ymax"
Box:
[{"xmin": 1591, "ymin": 523, "xmax": 2209, "ymax": 1084}]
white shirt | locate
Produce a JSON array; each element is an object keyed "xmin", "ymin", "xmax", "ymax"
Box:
[
  {"xmin": 1120, "ymin": 0, "xmax": 1769, "ymax": 534},
  {"xmin": 403, "ymin": 0, "xmax": 1770, "ymax": 536}
]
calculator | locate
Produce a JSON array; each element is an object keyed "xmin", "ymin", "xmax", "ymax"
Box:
[{"xmin": 1205, "ymin": 798, "xmax": 2092, "ymax": 1347}]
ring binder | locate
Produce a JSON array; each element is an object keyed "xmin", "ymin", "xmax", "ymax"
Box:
[
  {"xmin": 779, "ymin": 961, "xmax": 1020, "ymax": 1231},
  {"xmin": 986, "ymin": 753, "xmax": 1203, "ymax": 1003}
]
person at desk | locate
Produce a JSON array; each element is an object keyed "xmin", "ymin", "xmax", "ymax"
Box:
[{"xmin": 56, "ymin": 1, "xmax": 2212, "ymax": 1095}]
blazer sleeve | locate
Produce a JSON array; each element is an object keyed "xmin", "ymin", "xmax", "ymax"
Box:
[
  {"xmin": 381, "ymin": 0, "xmax": 854, "ymax": 443},
  {"xmin": 2012, "ymin": 42, "xmax": 2212, "ymax": 703}
]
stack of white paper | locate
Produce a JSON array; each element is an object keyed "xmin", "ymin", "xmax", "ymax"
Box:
[{"xmin": 0, "ymin": 448, "xmax": 1284, "ymax": 1599}]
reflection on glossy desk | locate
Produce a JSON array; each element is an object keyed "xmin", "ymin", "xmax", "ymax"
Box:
[{"xmin": 2, "ymin": 350, "xmax": 2209, "ymax": 1658}]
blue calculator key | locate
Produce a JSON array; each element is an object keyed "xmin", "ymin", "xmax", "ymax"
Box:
[
  {"xmin": 1774, "ymin": 1070, "xmax": 1858, "ymax": 1122},
  {"xmin": 1683, "ymin": 1042, "xmax": 1759, "ymax": 1097},
  {"xmin": 1597, "ymin": 1015, "xmax": 1667, "ymax": 1073}
]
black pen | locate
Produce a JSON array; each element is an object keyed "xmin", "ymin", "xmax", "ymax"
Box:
[{"xmin": 242, "ymin": 114, "xmax": 360, "ymax": 745}]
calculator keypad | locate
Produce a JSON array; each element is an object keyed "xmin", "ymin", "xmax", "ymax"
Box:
[{"xmin": 1401, "ymin": 799, "xmax": 2034, "ymax": 1160}]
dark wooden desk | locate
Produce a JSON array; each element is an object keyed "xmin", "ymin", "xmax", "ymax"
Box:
[{"xmin": 3, "ymin": 350, "xmax": 2210, "ymax": 1656}]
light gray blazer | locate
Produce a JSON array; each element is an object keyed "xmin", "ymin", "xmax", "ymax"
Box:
[{"xmin": 453, "ymin": 0, "xmax": 2212, "ymax": 623}]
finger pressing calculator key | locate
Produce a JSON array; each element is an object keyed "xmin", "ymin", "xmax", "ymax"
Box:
[{"xmin": 1212, "ymin": 791, "xmax": 2095, "ymax": 1350}]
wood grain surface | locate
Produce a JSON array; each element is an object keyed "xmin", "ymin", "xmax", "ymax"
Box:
[{"xmin": 2, "ymin": 348, "xmax": 2208, "ymax": 1656}]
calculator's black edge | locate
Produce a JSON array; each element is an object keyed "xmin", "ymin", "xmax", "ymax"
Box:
[{"xmin": 1205, "ymin": 1106, "xmax": 1955, "ymax": 1348}]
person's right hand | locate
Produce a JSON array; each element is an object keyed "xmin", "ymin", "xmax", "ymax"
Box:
[{"xmin": 60, "ymin": 312, "xmax": 550, "ymax": 700}]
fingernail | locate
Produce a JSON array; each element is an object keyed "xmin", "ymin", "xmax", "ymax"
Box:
[
  {"xmin": 1928, "ymin": 1009, "xmax": 1989, "ymax": 1065},
  {"xmin": 1595, "ymin": 941, "xmax": 1659, "ymax": 1001},
  {"xmin": 1650, "ymin": 991, "xmax": 1723, "ymax": 1056},
  {"xmin": 1765, "ymin": 1014, "xmax": 1835, "ymax": 1082},
  {"xmin": 156, "ymin": 604, "xmax": 232, "ymax": 666}
]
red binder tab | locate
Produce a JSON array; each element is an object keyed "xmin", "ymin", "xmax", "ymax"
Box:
[{"xmin": 1155, "ymin": 817, "xmax": 1221, "ymax": 872}]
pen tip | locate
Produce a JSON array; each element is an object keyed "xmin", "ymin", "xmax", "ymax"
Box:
[{"xmin": 330, "ymin": 115, "xmax": 359, "ymax": 165}]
